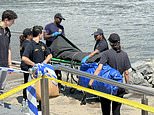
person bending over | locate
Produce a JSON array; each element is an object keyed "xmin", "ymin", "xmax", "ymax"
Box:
[{"xmin": 89, "ymin": 33, "xmax": 131, "ymax": 115}]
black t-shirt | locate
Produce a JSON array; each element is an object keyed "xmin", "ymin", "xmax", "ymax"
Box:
[
  {"xmin": 20, "ymin": 40, "xmax": 31, "ymax": 57},
  {"xmin": 99, "ymin": 49, "xmax": 131, "ymax": 74},
  {"xmin": 20, "ymin": 40, "xmax": 31, "ymax": 70},
  {"xmin": 22, "ymin": 40, "xmax": 51, "ymax": 65},
  {"xmin": 0, "ymin": 26, "xmax": 11, "ymax": 67},
  {"xmin": 94, "ymin": 39, "xmax": 108, "ymax": 52}
]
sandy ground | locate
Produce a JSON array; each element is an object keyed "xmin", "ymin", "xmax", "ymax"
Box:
[{"xmin": 1, "ymin": 72, "xmax": 154, "ymax": 115}]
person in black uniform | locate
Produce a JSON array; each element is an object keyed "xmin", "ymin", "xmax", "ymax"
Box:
[
  {"xmin": 19, "ymin": 28, "xmax": 33, "ymax": 101},
  {"xmin": 89, "ymin": 33, "xmax": 131, "ymax": 115},
  {"xmin": 0, "ymin": 10, "xmax": 17, "ymax": 96},
  {"xmin": 22, "ymin": 26, "xmax": 52, "ymax": 67},
  {"xmin": 81, "ymin": 28, "xmax": 108, "ymax": 63},
  {"xmin": 22, "ymin": 26, "xmax": 52, "ymax": 110}
]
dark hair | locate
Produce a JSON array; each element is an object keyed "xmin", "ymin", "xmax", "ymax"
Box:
[
  {"xmin": 2, "ymin": 10, "xmax": 18, "ymax": 21},
  {"xmin": 110, "ymin": 42, "xmax": 121, "ymax": 53},
  {"xmin": 19, "ymin": 35, "xmax": 25, "ymax": 47},
  {"xmin": 32, "ymin": 26, "xmax": 43, "ymax": 37},
  {"xmin": 94, "ymin": 33, "xmax": 106, "ymax": 40},
  {"xmin": 101, "ymin": 34, "xmax": 106, "ymax": 40},
  {"xmin": 19, "ymin": 28, "xmax": 32, "ymax": 46}
]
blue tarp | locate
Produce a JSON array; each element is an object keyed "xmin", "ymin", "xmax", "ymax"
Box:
[{"xmin": 79, "ymin": 63, "xmax": 123, "ymax": 95}]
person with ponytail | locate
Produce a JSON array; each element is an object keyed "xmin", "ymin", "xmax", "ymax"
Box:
[
  {"xmin": 22, "ymin": 26, "xmax": 52, "ymax": 110},
  {"xmin": 81, "ymin": 28, "xmax": 109, "ymax": 63},
  {"xmin": 22, "ymin": 26, "xmax": 52, "ymax": 67},
  {"xmin": 20, "ymin": 28, "xmax": 33, "ymax": 103},
  {"xmin": 20, "ymin": 28, "xmax": 33, "ymax": 56},
  {"xmin": 89, "ymin": 33, "xmax": 131, "ymax": 115}
]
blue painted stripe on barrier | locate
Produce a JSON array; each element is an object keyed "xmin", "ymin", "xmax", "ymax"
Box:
[
  {"xmin": 27, "ymin": 86, "xmax": 37, "ymax": 98},
  {"xmin": 27, "ymin": 99, "xmax": 38, "ymax": 115},
  {"xmin": 27, "ymin": 85, "xmax": 38, "ymax": 115}
]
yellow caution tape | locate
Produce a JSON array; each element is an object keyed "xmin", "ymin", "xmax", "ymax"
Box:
[
  {"xmin": 45, "ymin": 76, "xmax": 154, "ymax": 113},
  {"xmin": 1, "ymin": 74, "xmax": 154, "ymax": 113},
  {"xmin": 0, "ymin": 76, "xmax": 42, "ymax": 100}
]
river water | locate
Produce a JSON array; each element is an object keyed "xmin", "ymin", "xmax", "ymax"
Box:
[{"xmin": 0, "ymin": 0, "xmax": 154, "ymax": 63}]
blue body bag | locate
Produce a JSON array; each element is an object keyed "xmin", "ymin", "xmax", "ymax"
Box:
[{"xmin": 79, "ymin": 63, "xmax": 123, "ymax": 95}]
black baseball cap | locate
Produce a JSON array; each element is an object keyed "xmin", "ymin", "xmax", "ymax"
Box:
[
  {"xmin": 91, "ymin": 28, "xmax": 103, "ymax": 36},
  {"xmin": 23, "ymin": 28, "xmax": 32, "ymax": 36},
  {"xmin": 54, "ymin": 13, "xmax": 65, "ymax": 20},
  {"xmin": 108, "ymin": 33, "xmax": 120, "ymax": 43}
]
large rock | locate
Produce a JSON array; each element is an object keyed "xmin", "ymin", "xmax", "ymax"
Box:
[{"xmin": 129, "ymin": 59, "xmax": 154, "ymax": 87}]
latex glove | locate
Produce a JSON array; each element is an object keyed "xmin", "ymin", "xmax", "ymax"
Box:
[
  {"xmin": 81, "ymin": 56, "xmax": 90, "ymax": 63},
  {"xmin": 29, "ymin": 65, "xmax": 37, "ymax": 73},
  {"xmin": 51, "ymin": 32, "xmax": 61, "ymax": 37}
]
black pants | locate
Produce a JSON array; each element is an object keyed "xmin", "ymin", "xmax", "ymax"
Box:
[
  {"xmin": 23, "ymin": 72, "xmax": 29, "ymax": 100},
  {"xmin": 100, "ymin": 88, "xmax": 125, "ymax": 115},
  {"xmin": 55, "ymin": 70, "xmax": 62, "ymax": 88}
]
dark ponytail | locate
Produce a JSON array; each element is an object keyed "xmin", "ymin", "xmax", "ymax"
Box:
[
  {"xmin": 19, "ymin": 35, "xmax": 26, "ymax": 47},
  {"xmin": 110, "ymin": 42, "xmax": 121, "ymax": 53},
  {"xmin": 19, "ymin": 28, "xmax": 32, "ymax": 46},
  {"xmin": 101, "ymin": 34, "xmax": 105, "ymax": 39}
]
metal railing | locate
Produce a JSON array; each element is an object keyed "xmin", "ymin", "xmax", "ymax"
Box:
[
  {"xmin": 54, "ymin": 65, "xmax": 154, "ymax": 115},
  {"xmin": 9, "ymin": 31, "xmax": 153, "ymax": 115},
  {"xmin": 54, "ymin": 65, "xmax": 154, "ymax": 96},
  {"xmin": 11, "ymin": 61, "xmax": 154, "ymax": 115}
]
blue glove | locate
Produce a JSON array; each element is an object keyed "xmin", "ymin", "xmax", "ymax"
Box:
[
  {"xmin": 51, "ymin": 32, "xmax": 61, "ymax": 37},
  {"xmin": 81, "ymin": 56, "xmax": 90, "ymax": 63}
]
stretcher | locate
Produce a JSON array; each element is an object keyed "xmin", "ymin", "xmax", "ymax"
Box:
[
  {"xmin": 51, "ymin": 58, "xmax": 100, "ymax": 105},
  {"xmin": 50, "ymin": 35, "xmax": 102, "ymax": 103},
  {"xmin": 12, "ymin": 35, "xmax": 102, "ymax": 104},
  {"xmin": 51, "ymin": 57, "xmax": 80, "ymax": 85}
]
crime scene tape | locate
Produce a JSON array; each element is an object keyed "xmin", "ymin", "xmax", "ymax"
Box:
[
  {"xmin": 0, "ymin": 76, "xmax": 42, "ymax": 100},
  {"xmin": 0, "ymin": 66, "xmax": 29, "ymax": 73},
  {"xmin": 45, "ymin": 76, "xmax": 154, "ymax": 113}
]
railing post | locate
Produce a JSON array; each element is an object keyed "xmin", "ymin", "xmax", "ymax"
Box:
[
  {"xmin": 141, "ymin": 94, "xmax": 148, "ymax": 115},
  {"xmin": 41, "ymin": 75, "xmax": 50, "ymax": 115}
]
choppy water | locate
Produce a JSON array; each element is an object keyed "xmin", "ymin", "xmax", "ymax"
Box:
[{"xmin": 0, "ymin": 0, "xmax": 154, "ymax": 63}]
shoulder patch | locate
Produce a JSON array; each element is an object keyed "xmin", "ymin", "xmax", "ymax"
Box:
[
  {"xmin": 34, "ymin": 49, "xmax": 39, "ymax": 52},
  {"xmin": 41, "ymin": 46, "xmax": 45, "ymax": 51}
]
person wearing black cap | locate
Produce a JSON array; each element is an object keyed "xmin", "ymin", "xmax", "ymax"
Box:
[
  {"xmin": 81, "ymin": 28, "xmax": 108, "ymax": 63},
  {"xmin": 89, "ymin": 33, "xmax": 131, "ymax": 115},
  {"xmin": 44, "ymin": 13, "xmax": 65, "ymax": 91},
  {"xmin": 44, "ymin": 13, "xmax": 65, "ymax": 47},
  {"xmin": 19, "ymin": 28, "xmax": 33, "ymax": 102}
]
